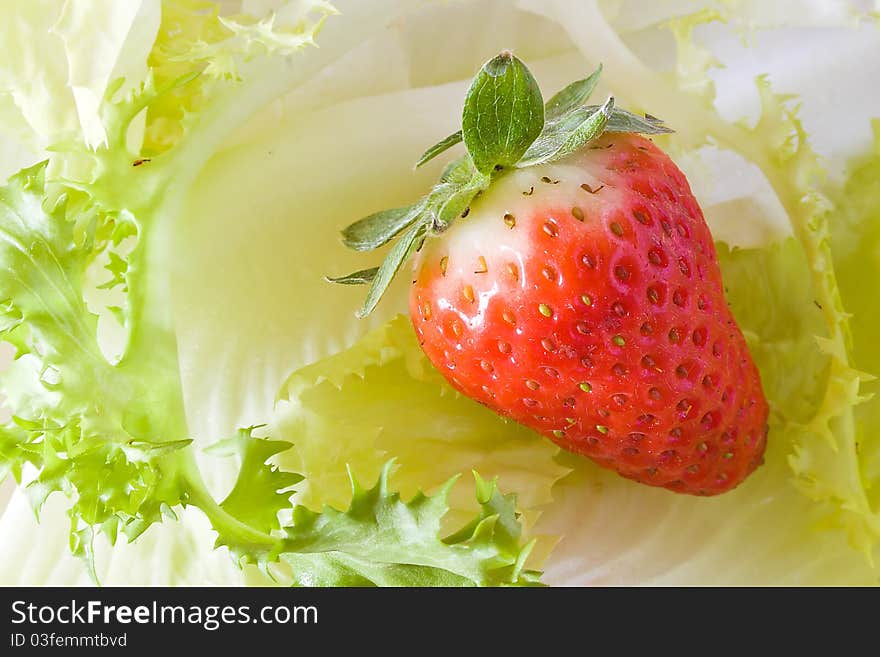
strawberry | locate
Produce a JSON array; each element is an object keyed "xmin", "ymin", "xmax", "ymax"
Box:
[
  {"xmin": 331, "ymin": 52, "xmax": 768, "ymax": 495},
  {"xmin": 410, "ymin": 132, "xmax": 768, "ymax": 495}
]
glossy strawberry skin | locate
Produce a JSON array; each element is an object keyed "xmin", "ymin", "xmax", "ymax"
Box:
[{"xmin": 410, "ymin": 133, "xmax": 768, "ymax": 495}]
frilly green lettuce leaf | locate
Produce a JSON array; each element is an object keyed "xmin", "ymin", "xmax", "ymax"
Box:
[
  {"xmin": 172, "ymin": 1, "xmax": 338, "ymax": 81},
  {"xmin": 0, "ymin": 161, "xmax": 194, "ymax": 575},
  {"xmin": 830, "ymin": 120, "xmax": 880, "ymax": 520},
  {"xmin": 207, "ymin": 427, "xmax": 303, "ymax": 535},
  {"xmin": 280, "ymin": 463, "xmax": 540, "ymax": 586}
]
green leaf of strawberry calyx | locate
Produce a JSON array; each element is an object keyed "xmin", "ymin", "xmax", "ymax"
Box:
[
  {"xmin": 325, "ymin": 267, "xmax": 378, "ymax": 285},
  {"xmin": 413, "ymin": 64, "xmax": 604, "ymax": 170},
  {"xmin": 461, "ymin": 51, "xmax": 546, "ymax": 175},
  {"xmin": 332, "ymin": 53, "xmax": 673, "ymax": 317},
  {"xmin": 543, "ymin": 63, "xmax": 604, "ymax": 121},
  {"xmin": 434, "ymin": 166, "xmax": 491, "ymax": 230},
  {"xmin": 356, "ymin": 221, "xmax": 429, "ymax": 319},
  {"xmin": 341, "ymin": 202, "xmax": 425, "ymax": 251},
  {"xmin": 517, "ymin": 96, "xmax": 615, "ymax": 168},
  {"xmin": 601, "ymin": 106, "xmax": 672, "ymax": 134},
  {"xmin": 416, "ymin": 130, "xmax": 464, "ymax": 169}
]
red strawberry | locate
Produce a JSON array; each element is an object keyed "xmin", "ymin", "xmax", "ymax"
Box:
[
  {"xmin": 409, "ymin": 133, "xmax": 767, "ymax": 495},
  {"xmin": 332, "ymin": 53, "xmax": 768, "ymax": 495}
]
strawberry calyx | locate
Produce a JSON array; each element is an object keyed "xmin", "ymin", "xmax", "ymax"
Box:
[{"xmin": 328, "ymin": 52, "xmax": 673, "ymax": 317}]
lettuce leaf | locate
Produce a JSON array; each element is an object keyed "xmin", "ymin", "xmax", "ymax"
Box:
[
  {"xmin": 830, "ymin": 121, "xmax": 880, "ymax": 517},
  {"xmin": 279, "ymin": 464, "xmax": 540, "ymax": 587}
]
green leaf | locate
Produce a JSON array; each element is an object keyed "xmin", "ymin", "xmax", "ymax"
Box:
[
  {"xmin": 0, "ymin": 423, "xmax": 34, "ymax": 485},
  {"xmin": 357, "ymin": 220, "xmax": 427, "ymax": 318},
  {"xmin": 96, "ymin": 251, "xmax": 128, "ymax": 290},
  {"xmin": 279, "ymin": 462, "xmax": 538, "ymax": 586},
  {"xmin": 517, "ymin": 96, "xmax": 614, "ymax": 167},
  {"xmin": 325, "ymin": 267, "xmax": 378, "ymax": 286},
  {"xmin": 415, "ymin": 130, "xmax": 463, "ymax": 168},
  {"xmin": 215, "ymin": 427, "xmax": 302, "ymax": 535},
  {"xmin": 18, "ymin": 418, "xmax": 191, "ymax": 555},
  {"xmin": 461, "ymin": 51, "xmax": 544, "ymax": 174},
  {"xmin": 439, "ymin": 155, "xmax": 477, "ymax": 185},
  {"xmin": 0, "ymin": 299, "xmax": 23, "ymax": 333},
  {"xmin": 124, "ymin": 438, "xmax": 194, "ymax": 461},
  {"xmin": 435, "ymin": 169, "xmax": 491, "ymax": 228},
  {"xmin": 0, "ymin": 165, "xmax": 190, "ymax": 551},
  {"xmin": 341, "ymin": 202, "xmax": 424, "ymax": 251},
  {"xmin": 544, "ymin": 64, "xmax": 603, "ymax": 120},
  {"xmin": 168, "ymin": 5, "xmax": 338, "ymax": 82},
  {"xmin": 336, "ymin": 160, "xmax": 487, "ymax": 310},
  {"xmin": 0, "ymin": 3, "xmax": 368, "ymax": 587},
  {"xmin": 442, "ymin": 473, "xmax": 538, "ymax": 585},
  {"xmin": 603, "ymin": 106, "xmax": 673, "ymax": 134},
  {"xmin": 143, "ymin": 1, "xmax": 336, "ymax": 153},
  {"xmin": 413, "ymin": 65, "xmax": 604, "ymax": 169},
  {"xmin": 0, "ymin": 163, "xmax": 101, "ymax": 380}
]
